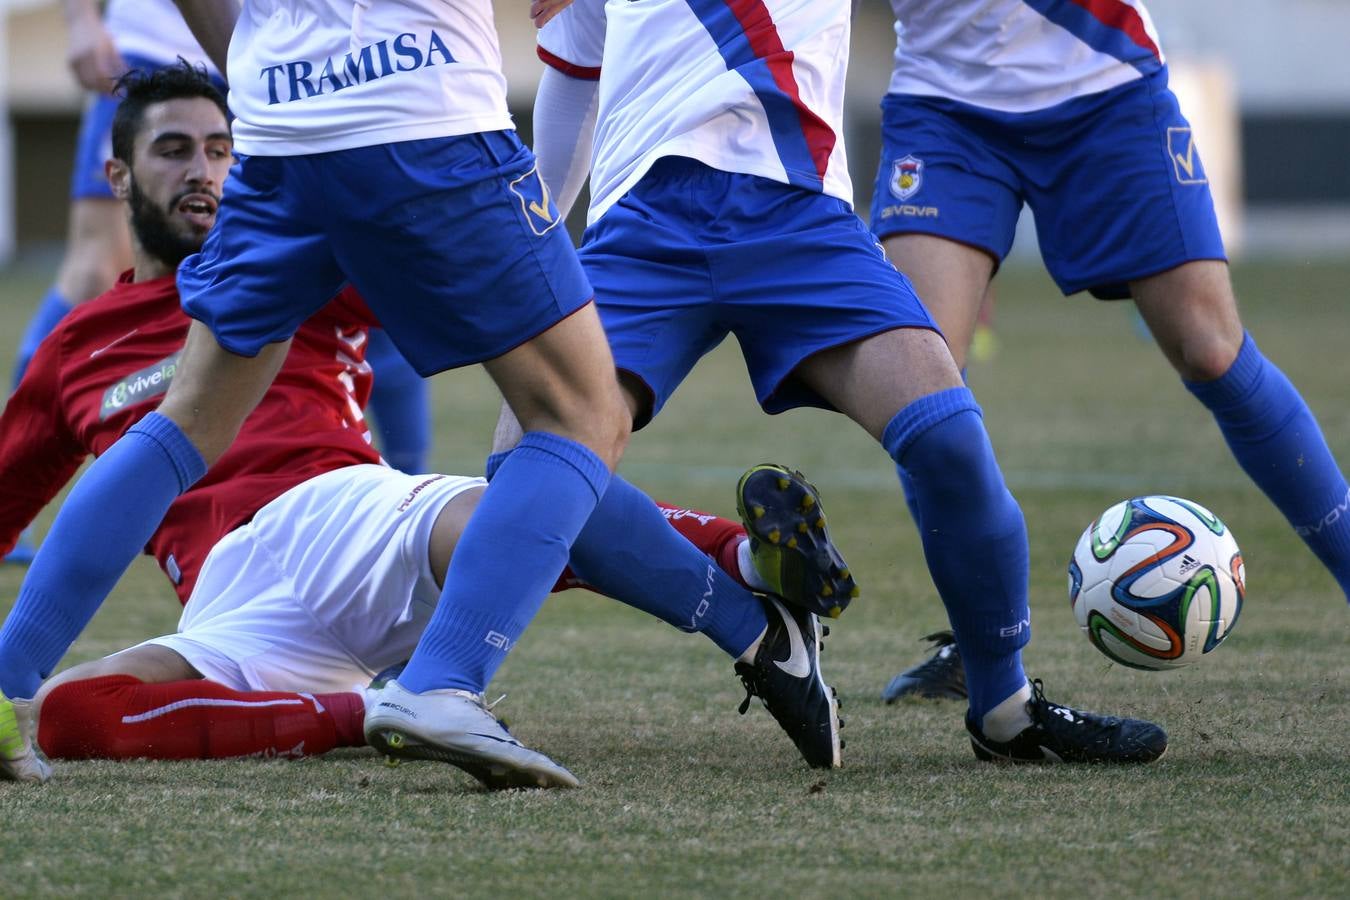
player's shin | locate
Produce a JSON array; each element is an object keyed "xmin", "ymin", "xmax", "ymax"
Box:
[
  {"xmin": 567, "ymin": 475, "xmax": 768, "ymax": 660},
  {"xmin": 0, "ymin": 412, "xmax": 206, "ymax": 699},
  {"xmin": 1186, "ymin": 333, "xmax": 1350, "ymax": 602},
  {"xmin": 38, "ymin": 675, "xmax": 364, "ymax": 760},
  {"xmin": 397, "ymin": 432, "xmax": 610, "ymax": 694},
  {"xmin": 885, "ymin": 388, "xmax": 1031, "ymax": 722}
]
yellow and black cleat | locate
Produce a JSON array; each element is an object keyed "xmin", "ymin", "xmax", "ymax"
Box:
[{"xmin": 735, "ymin": 463, "xmax": 860, "ymax": 618}]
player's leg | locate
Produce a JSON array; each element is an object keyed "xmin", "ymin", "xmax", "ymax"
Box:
[
  {"xmin": 364, "ymin": 329, "xmax": 432, "ymax": 473},
  {"xmin": 486, "ymin": 395, "xmax": 770, "ymax": 666},
  {"xmin": 880, "ymin": 235, "xmax": 993, "ymax": 371},
  {"xmin": 723, "ymin": 171, "xmax": 1163, "ymax": 761},
  {"xmin": 797, "ymin": 328, "xmax": 1166, "ymax": 763},
  {"xmin": 0, "ymin": 324, "xmax": 291, "ymax": 700},
  {"xmin": 12, "ymin": 200, "xmax": 130, "ymax": 385},
  {"xmin": 10, "ymin": 87, "xmax": 133, "ymax": 385},
  {"xmin": 32, "ymin": 644, "xmax": 364, "ymax": 762},
  {"xmin": 1023, "ymin": 67, "xmax": 1350, "ymax": 603},
  {"xmin": 1133, "ymin": 261, "xmax": 1350, "ymax": 601},
  {"xmin": 0, "ymin": 147, "xmax": 344, "ymax": 723}
]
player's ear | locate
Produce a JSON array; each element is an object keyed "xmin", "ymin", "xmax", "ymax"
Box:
[{"xmin": 106, "ymin": 158, "xmax": 132, "ymax": 200}]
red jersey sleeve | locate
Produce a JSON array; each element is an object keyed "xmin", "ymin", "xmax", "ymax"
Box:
[{"xmin": 0, "ymin": 327, "xmax": 87, "ymax": 555}]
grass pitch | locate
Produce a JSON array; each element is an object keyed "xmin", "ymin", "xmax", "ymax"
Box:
[{"xmin": 0, "ymin": 259, "xmax": 1346, "ymax": 898}]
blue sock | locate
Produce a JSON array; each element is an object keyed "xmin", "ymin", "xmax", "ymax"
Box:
[
  {"xmin": 885, "ymin": 387, "xmax": 1030, "ymax": 719},
  {"xmin": 570, "ymin": 474, "xmax": 767, "ymax": 659},
  {"xmin": 398, "ymin": 432, "xmax": 611, "ymax": 694},
  {"xmin": 490, "ymin": 452, "xmax": 765, "ymax": 658},
  {"xmin": 365, "ymin": 330, "xmax": 431, "ymax": 473},
  {"xmin": 1186, "ymin": 333, "xmax": 1350, "ymax": 601},
  {"xmin": 12, "ymin": 288, "xmax": 74, "ymax": 387},
  {"xmin": 894, "ymin": 368, "xmax": 969, "ymax": 528},
  {"xmin": 0, "ymin": 413, "xmax": 205, "ymax": 698}
]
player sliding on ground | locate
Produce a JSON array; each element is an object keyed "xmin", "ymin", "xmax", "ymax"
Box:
[
  {"xmin": 509, "ymin": 0, "xmax": 1168, "ymax": 765},
  {"xmin": 0, "ymin": 64, "xmax": 845, "ymax": 786}
]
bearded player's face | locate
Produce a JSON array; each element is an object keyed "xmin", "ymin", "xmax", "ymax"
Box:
[{"xmin": 109, "ymin": 97, "xmax": 233, "ymax": 268}]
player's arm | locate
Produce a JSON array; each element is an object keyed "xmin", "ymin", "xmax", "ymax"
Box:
[
  {"xmin": 533, "ymin": 66, "xmax": 599, "ymax": 219},
  {"xmin": 0, "ymin": 336, "xmax": 88, "ymax": 557},
  {"xmin": 533, "ymin": 0, "xmax": 605, "ymax": 216},
  {"xmin": 171, "ymin": 0, "xmax": 241, "ymax": 75},
  {"xmin": 62, "ymin": 0, "xmax": 125, "ymax": 93}
]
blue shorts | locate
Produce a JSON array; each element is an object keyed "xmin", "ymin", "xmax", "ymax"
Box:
[
  {"xmin": 869, "ymin": 66, "xmax": 1227, "ymax": 299},
  {"xmin": 178, "ymin": 130, "xmax": 591, "ymax": 375},
  {"xmin": 70, "ymin": 55, "xmax": 226, "ymax": 200},
  {"xmin": 581, "ymin": 157, "xmax": 937, "ymax": 425}
]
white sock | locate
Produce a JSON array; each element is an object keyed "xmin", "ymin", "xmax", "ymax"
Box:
[
  {"xmin": 737, "ymin": 539, "xmax": 773, "ymax": 592},
  {"xmin": 981, "ymin": 682, "xmax": 1033, "ymax": 742},
  {"xmin": 736, "ymin": 627, "xmax": 767, "ymax": 665}
]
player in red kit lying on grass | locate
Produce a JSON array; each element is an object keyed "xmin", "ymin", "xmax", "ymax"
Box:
[{"xmin": 0, "ymin": 63, "xmax": 847, "ymax": 787}]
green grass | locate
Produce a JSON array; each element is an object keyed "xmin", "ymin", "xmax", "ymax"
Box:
[{"xmin": 1, "ymin": 259, "xmax": 1347, "ymax": 898}]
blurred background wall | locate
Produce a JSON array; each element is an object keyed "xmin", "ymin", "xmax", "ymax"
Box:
[{"xmin": 2, "ymin": 0, "xmax": 1348, "ymax": 264}]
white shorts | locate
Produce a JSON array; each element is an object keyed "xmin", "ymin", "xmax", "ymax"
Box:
[{"xmin": 140, "ymin": 465, "xmax": 484, "ymax": 694}]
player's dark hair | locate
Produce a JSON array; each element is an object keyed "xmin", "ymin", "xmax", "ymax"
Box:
[{"xmin": 110, "ymin": 59, "xmax": 229, "ymax": 163}]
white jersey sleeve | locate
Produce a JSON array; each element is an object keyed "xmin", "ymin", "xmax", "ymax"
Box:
[
  {"xmin": 887, "ymin": 0, "xmax": 1165, "ymax": 113},
  {"xmin": 539, "ymin": 0, "xmax": 853, "ymax": 225},
  {"xmin": 537, "ymin": 0, "xmax": 606, "ymax": 79}
]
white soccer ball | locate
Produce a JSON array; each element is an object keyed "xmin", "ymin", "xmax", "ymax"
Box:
[{"xmin": 1068, "ymin": 495, "xmax": 1245, "ymax": 670}]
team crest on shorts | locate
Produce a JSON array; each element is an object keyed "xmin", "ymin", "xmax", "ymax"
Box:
[
  {"xmin": 890, "ymin": 155, "xmax": 924, "ymax": 200},
  {"xmin": 509, "ymin": 166, "xmax": 563, "ymax": 236},
  {"xmin": 1167, "ymin": 127, "xmax": 1207, "ymax": 185}
]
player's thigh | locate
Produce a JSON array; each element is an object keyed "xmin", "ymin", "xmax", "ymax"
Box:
[
  {"xmin": 710, "ymin": 187, "xmax": 944, "ymax": 421},
  {"xmin": 569, "ymin": 170, "xmax": 729, "ymax": 429},
  {"xmin": 34, "ymin": 645, "xmax": 200, "ymax": 717},
  {"xmin": 797, "ymin": 328, "xmax": 965, "ymax": 441},
  {"xmin": 177, "ymin": 153, "xmax": 348, "ymax": 359},
  {"xmin": 1021, "ymin": 70, "xmax": 1227, "ymax": 299},
  {"xmin": 326, "ymin": 132, "xmax": 590, "ymax": 375},
  {"xmin": 1132, "ymin": 260, "xmax": 1244, "ymax": 380},
  {"xmin": 150, "ymin": 466, "xmax": 486, "ymax": 693},
  {"xmin": 481, "ymin": 303, "xmax": 631, "ymax": 462},
  {"xmin": 883, "ymin": 234, "xmax": 994, "ymax": 369}
]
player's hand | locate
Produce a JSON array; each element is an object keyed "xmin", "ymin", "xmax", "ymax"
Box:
[
  {"xmin": 66, "ymin": 18, "xmax": 126, "ymax": 94},
  {"xmin": 530, "ymin": 0, "xmax": 574, "ymax": 28}
]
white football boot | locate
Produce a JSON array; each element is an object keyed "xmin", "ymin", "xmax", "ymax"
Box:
[
  {"xmin": 364, "ymin": 679, "xmax": 579, "ymax": 789},
  {"xmin": 0, "ymin": 694, "xmax": 51, "ymax": 783}
]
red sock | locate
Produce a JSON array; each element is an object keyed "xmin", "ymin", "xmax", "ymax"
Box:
[
  {"xmin": 38, "ymin": 675, "xmax": 366, "ymax": 761},
  {"xmin": 549, "ymin": 502, "xmax": 749, "ymax": 593},
  {"xmin": 658, "ymin": 501, "xmax": 751, "ymax": 588}
]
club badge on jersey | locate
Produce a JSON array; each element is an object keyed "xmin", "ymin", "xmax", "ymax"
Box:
[{"xmin": 890, "ymin": 154, "xmax": 923, "ymax": 200}]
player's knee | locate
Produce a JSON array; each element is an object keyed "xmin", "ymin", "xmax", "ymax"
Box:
[
  {"xmin": 592, "ymin": 393, "xmax": 632, "ymax": 468},
  {"xmin": 1170, "ymin": 329, "xmax": 1243, "ymax": 383}
]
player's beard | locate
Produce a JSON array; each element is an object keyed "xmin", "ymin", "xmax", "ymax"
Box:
[{"xmin": 128, "ymin": 177, "xmax": 210, "ymax": 270}]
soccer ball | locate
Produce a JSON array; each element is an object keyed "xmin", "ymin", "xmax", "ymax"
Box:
[{"xmin": 1068, "ymin": 495, "xmax": 1245, "ymax": 670}]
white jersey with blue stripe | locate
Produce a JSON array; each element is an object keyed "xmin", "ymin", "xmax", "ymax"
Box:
[
  {"xmin": 886, "ymin": 0, "xmax": 1165, "ymax": 113},
  {"xmin": 538, "ymin": 0, "xmax": 853, "ymax": 223},
  {"xmin": 225, "ymin": 0, "xmax": 513, "ymax": 156},
  {"xmin": 104, "ymin": 0, "xmax": 217, "ymax": 72}
]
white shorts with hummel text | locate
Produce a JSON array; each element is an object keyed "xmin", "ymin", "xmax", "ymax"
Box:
[{"xmin": 140, "ymin": 465, "xmax": 484, "ymax": 694}]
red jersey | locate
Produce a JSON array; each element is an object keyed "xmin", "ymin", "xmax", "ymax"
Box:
[{"xmin": 0, "ymin": 272, "xmax": 384, "ymax": 602}]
